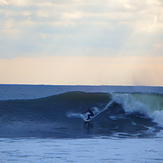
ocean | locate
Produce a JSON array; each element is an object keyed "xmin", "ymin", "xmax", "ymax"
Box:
[{"xmin": 0, "ymin": 84, "xmax": 163, "ymax": 162}]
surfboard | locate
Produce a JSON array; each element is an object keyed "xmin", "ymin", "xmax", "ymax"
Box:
[{"xmin": 80, "ymin": 107, "xmax": 100, "ymax": 122}]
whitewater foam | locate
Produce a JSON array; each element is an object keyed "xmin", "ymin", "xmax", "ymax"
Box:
[
  {"xmin": 1, "ymin": 137, "xmax": 163, "ymax": 163},
  {"xmin": 152, "ymin": 110, "xmax": 163, "ymax": 127},
  {"xmin": 112, "ymin": 93, "xmax": 163, "ymax": 127},
  {"xmin": 67, "ymin": 112, "xmax": 81, "ymax": 118}
]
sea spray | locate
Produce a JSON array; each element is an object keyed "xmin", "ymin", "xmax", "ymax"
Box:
[{"xmin": 112, "ymin": 93, "xmax": 163, "ymax": 127}]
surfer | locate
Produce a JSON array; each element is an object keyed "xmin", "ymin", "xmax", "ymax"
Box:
[{"xmin": 83, "ymin": 108, "xmax": 94, "ymax": 121}]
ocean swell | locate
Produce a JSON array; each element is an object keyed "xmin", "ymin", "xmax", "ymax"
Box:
[{"xmin": 0, "ymin": 91, "xmax": 162, "ymax": 138}]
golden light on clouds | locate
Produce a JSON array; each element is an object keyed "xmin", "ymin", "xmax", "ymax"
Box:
[{"xmin": 0, "ymin": 56, "xmax": 163, "ymax": 86}]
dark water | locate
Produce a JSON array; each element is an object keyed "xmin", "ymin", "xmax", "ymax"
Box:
[{"xmin": 0, "ymin": 91, "xmax": 162, "ymax": 138}]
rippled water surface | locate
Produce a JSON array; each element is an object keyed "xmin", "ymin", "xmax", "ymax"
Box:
[{"xmin": 0, "ymin": 137, "xmax": 163, "ymax": 163}]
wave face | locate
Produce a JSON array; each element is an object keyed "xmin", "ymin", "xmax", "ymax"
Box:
[{"xmin": 0, "ymin": 91, "xmax": 162, "ymax": 138}]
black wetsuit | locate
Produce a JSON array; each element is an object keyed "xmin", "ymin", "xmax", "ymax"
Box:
[{"xmin": 87, "ymin": 110, "xmax": 94, "ymax": 120}]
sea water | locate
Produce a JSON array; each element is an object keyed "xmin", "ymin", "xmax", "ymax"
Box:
[
  {"xmin": 0, "ymin": 137, "xmax": 163, "ymax": 163},
  {"xmin": 0, "ymin": 84, "xmax": 163, "ymax": 163}
]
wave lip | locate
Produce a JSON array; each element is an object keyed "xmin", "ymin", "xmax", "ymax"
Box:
[{"xmin": 112, "ymin": 93, "xmax": 163, "ymax": 128}]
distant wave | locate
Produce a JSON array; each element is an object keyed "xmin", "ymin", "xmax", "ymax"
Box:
[{"xmin": 0, "ymin": 91, "xmax": 162, "ymax": 138}]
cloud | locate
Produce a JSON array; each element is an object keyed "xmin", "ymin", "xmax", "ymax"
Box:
[{"xmin": 0, "ymin": 0, "xmax": 163, "ymax": 58}]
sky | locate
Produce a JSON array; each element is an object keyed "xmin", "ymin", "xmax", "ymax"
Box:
[{"xmin": 0, "ymin": 0, "xmax": 163, "ymax": 85}]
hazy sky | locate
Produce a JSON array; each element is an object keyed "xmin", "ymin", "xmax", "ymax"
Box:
[{"xmin": 0, "ymin": 0, "xmax": 163, "ymax": 85}]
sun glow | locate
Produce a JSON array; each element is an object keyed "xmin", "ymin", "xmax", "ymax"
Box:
[{"xmin": 0, "ymin": 56, "xmax": 163, "ymax": 86}]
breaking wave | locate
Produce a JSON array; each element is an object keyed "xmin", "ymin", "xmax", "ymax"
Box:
[{"xmin": 0, "ymin": 91, "xmax": 162, "ymax": 138}]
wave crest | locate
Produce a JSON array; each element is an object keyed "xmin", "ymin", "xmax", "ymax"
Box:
[{"xmin": 0, "ymin": 91, "xmax": 162, "ymax": 138}]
